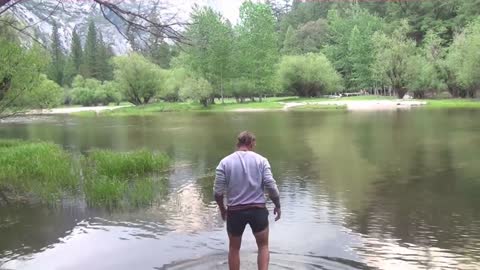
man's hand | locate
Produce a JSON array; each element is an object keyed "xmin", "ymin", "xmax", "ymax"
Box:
[
  {"xmin": 220, "ymin": 208, "xmax": 227, "ymax": 221},
  {"xmin": 215, "ymin": 194, "xmax": 227, "ymax": 221},
  {"xmin": 274, "ymin": 207, "xmax": 281, "ymax": 221}
]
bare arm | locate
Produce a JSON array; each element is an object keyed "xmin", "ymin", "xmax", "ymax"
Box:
[
  {"xmin": 263, "ymin": 159, "xmax": 281, "ymax": 220},
  {"xmin": 214, "ymin": 162, "xmax": 227, "ymax": 220}
]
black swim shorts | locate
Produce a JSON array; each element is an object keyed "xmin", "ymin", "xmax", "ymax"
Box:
[{"xmin": 226, "ymin": 207, "xmax": 269, "ymax": 237}]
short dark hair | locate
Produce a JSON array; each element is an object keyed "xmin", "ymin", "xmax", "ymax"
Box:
[{"xmin": 237, "ymin": 131, "xmax": 256, "ymax": 147}]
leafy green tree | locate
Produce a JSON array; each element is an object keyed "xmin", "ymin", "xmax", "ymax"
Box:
[
  {"xmin": 112, "ymin": 53, "xmax": 164, "ymax": 105},
  {"xmin": 225, "ymin": 78, "xmax": 256, "ymax": 102},
  {"xmin": 179, "ymin": 76, "xmax": 213, "ymax": 107},
  {"xmin": 281, "ymin": 25, "xmax": 298, "ymax": 54},
  {"xmin": 184, "ymin": 6, "xmax": 233, "ymax": 103},
  {"xmin": 446, "ymin": 19, "xmax": 480, "ymax": 98},
  {"xmin": 47, "ymin": 22, "xmax": 65, "ymax": 85},
  {"xmin": 277, "ymin": 53, "xmax": 342, "ymax": 97},
  {"xmin": 0, "ymin": 39, "xmax": 47, "ymax": 118},
  {"xmin": 234, "ymin": 1, "xmax": 279, "ymax": 99},
  {"xmin": 16, "ymin": 75, "xmax": 64, "ymax": 109},
  {"xmin": 163, "ymin": 68, "xmax": 189, "ymax": 102},
  {"xmin": 406, "ymin": 31, "xmax": 447, "ymax": 98},
  {"xmin": 371, "ymin": 21, "xmax": 417, "ymax": 98},
  {"xmin": 324, "ymin": 7, "xmax": 383, "ymax": 91},
  {"xmin": 101, "ymin": 81, "xmax": 122, "ymax": 105}
]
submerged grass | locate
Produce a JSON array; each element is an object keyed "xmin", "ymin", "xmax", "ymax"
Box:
[
  {"xmin": 82, "ymin": 149, "xmax": 170, "ymax": 208},
  {"xmin": 0, "ymin": 140, "xmax": 77, "ymax": 203},
  {"xmin": 0, "ymin": 139, "xmax": 170, "ymax": 208},
  {"xmin": 84, "ymin": 149, "xmax": 169, "ymax": 178}
]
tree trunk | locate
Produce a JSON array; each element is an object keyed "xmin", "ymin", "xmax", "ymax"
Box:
[{"xmin": 220, "ymin": 77, "xmax": 224, "ymax": 104}]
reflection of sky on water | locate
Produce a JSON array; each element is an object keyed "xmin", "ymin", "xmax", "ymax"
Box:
[{"xmin": 1, "ymin": 111, "xmax": 480, "ymax": 269}]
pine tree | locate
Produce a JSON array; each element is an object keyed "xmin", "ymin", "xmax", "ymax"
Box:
[
  {"xmin": 71, "ymin": 28, "xmax": 83, "ymax": 72},
  {"xmin": 47, "ymin": 22, "xmax": 65, "ymax": 85},
  {"xmin": 281, "ymin": 25, "xmax": 298, "ymax": 55},
  {"xmin": 96, "ymin": 32, "xmax": 113, "ymax": 81},
  {"xmin": 84, "ymin": 20, "xmax": 98, "ymax": 79},
  {"xmin": 63, "ymin": 28, "xmax": 83, "ymax": 86}
]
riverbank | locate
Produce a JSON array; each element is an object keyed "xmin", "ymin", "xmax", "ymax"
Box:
[{"xmin": 26, "ymin": 97, "xmax": 480, "ymax": 117}]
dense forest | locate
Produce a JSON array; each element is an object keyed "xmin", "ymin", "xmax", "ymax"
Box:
[{"xmin": 1, "ymin": 0, "xmax": 480, "ymax": 116}]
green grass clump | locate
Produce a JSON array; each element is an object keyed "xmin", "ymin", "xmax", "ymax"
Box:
[
  {"xmin": 128, "ymin": 178, "xmax": 158, "ymax": 207},
  {"xmin": 84, "ymin": 176, "xmax": 126, "ymax": 208},
  {"xmin": 85, "ymin": 149, "xmax": 169, "ymax": 178},
  {"xmin": 82, "ymin": 149, "xmax": 170, "ymax": 207},
  {"xmin": 0, "ymin": 140, "xmax": 77, "ymax": 203}
]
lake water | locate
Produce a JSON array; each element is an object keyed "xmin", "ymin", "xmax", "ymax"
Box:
[{"xmin": 1, "ymin": 110, "xmax": 480, "ymax": 270}]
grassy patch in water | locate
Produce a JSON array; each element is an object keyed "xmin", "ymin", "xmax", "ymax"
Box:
[
  {"xmin": 0, "ymin": 139, "xmax": 170, "ymax": 208},
  {"xmin": 82, "ymin": 149, "xmax": 170, "ymax": 207},
  {"xmin": 0, "ymin": 140, "xmax": 78, "ymax": 203},
  {"xmin": 84, "ymin": 149, "xmax": 169, "ymax": 178}
]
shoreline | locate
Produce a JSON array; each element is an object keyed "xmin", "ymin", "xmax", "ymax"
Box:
[{"xmin": 19, "ymin": 98, "xmax": 480, "ymax": 116}]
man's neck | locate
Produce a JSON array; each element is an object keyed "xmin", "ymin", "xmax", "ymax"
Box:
[{"xmin": 237, "ymin": 146, "xmax": 251, "ymax": 152}]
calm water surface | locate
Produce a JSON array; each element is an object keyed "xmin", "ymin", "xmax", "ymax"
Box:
[{"xmin": 1, "ymin": 110, "xmax": 480, "ymax": 270}]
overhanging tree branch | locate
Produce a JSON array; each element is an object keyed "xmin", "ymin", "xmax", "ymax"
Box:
[{"xmin": 1, "ymin": 0, "xmax": 188, "ymax": 45}]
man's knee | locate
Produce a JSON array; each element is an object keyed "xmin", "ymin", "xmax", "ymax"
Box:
[
  {"xmin": 254, "ymin": 228, "xmax": 269, "ymax": 248},
  {"xmin": 229, "ymin": 235, "xmax": 242, "ymax": 250}
]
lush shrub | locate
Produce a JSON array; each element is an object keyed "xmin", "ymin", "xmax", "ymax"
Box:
[
  {"xmin": 70, "ymin": 75, "xmax": 122, "ymax": 106},
  {"xmin": 12, "ymin": 74, "xmax": 63, "ymax": 109},
  {"xmin": 72, "ymin": 87, "xmax": 96, "ymax": 106},
  {"xmin": 179, "ymin": 76, "xmax": 214, "ymax": 106},
  {"xmin": 162, "ymin": 68, "xmax": 188, "ymax": 102},
  {"xmin": 277, "ymin": 53, "xmax": 342, "ymax": 97},
  {"xmin": 113, "ymin": 53, "xmax": 165, "ymax": 105},
  {"xmin": 102, "ymin": 81, "xmax": 122, "ymax": 105}
]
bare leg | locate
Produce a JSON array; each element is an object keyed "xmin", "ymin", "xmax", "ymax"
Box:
[
  {"xmin": 254, "ymin": 228, "xmax": 269, "ymax": 270},
  {"xmin": 228, "ymin": 233, "xmax": 242, "ymax": 270}
]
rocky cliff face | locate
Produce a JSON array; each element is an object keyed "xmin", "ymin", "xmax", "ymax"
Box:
[{"xmin": 8, "ymin": 0, "xmax": 206, "ymax": 54}]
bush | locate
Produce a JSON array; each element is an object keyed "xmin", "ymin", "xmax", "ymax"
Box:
[
  {"xmin": 70, "ymin": 75, "xmax": 122, "ymax": 106},
  {"xmin": 113, "ymin": 53, "xmax": 165, "ymax": 105},
  {"xmin": 162, "ymin": 68, "xmax": 188, "ymax": 102},
  {"xmin": 14, "ymin": 74, "xmax": 64, "ymax": 109},
  {"xmin": 71, "ymin": 87, "xmax": 96, "ymax": 106},
  {"xmin": 179, "ymin": 76, "xmax": 214, "ymax": 106},
  {"xmin": 277, "ymin": 53, "xmax": 342, "ymax": 97}
]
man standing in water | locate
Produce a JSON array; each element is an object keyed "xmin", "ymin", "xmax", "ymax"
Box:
[{"xmin": 214, "ymin": 131, "xmax": 281, "ymax": 270}]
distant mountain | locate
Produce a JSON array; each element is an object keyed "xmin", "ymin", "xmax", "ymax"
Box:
[{"xmin": 8, "ymin": 0, "xmax": 199, "ymax": 55}]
